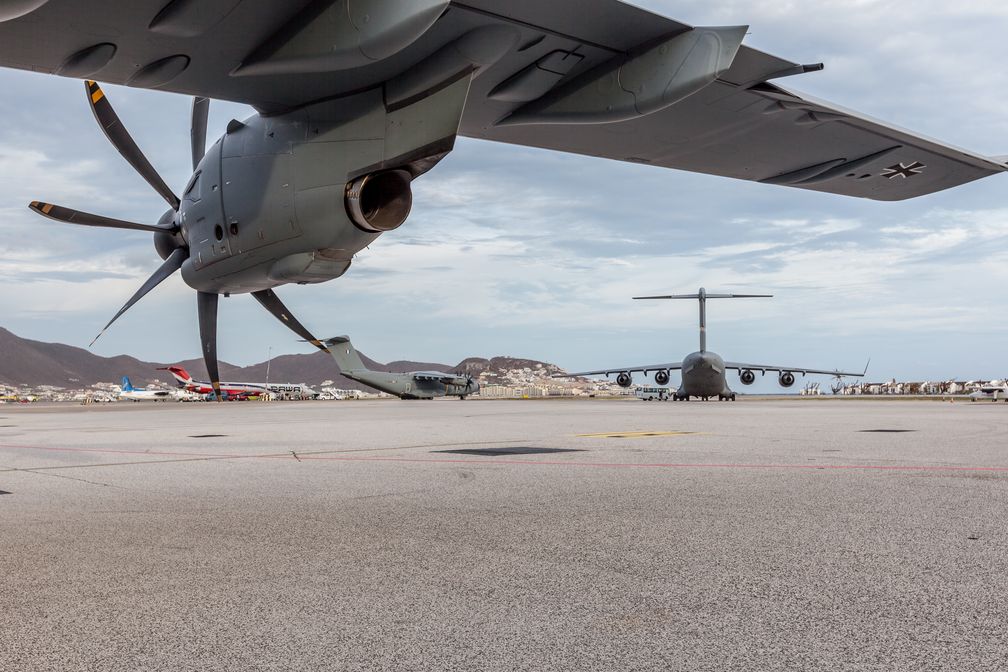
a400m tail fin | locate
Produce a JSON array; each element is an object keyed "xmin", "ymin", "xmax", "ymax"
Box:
[{"xmin": 321, "ymin": 336, "xmax": 368, "ymax": 374}]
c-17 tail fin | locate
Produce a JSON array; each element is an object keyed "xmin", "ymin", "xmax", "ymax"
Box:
[
  {"xmin": 322, "ymin": 336, "xmax": 367, "ymax": 374},
  {"xmin": 634, "ymin": 287, "xmax": 772, "ymax": 353}
]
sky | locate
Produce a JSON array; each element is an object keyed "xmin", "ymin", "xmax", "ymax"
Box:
[{"xmin": 1, "ymin": 1, "xmax": 1007, "ymax": 391}]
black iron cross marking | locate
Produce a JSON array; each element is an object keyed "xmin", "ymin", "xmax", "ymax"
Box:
[{"xmin": 881, "ymin": 161, "xmax": 925, "ymax": 179}]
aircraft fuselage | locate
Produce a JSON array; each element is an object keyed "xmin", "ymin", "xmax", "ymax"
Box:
[
  {"xmin": 343, "ymin": 370, "xmax": 479, "ymax": 400},
  {"xmin": 675, "ymin": 351, "xmax": 735, "ymax": 401}
]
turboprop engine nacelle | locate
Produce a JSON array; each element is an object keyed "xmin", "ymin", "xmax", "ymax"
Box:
[
  {"xmin": 346, "ymin": 170, "xmax": 413, "ymax": 233},
  {"xmin": 654, "ymin": 370, "xmax": 670, "ymax": 386},
  {"xmin": 739, "ymin": 369, "xmax": 756, "ymax": 386},
  {"xmin": 779, "ymin": 371, "xmax": 796, "ymax": 388},
  {"xmin": 616, "ymin": 372, "xmax": 633, "ymax": 388}
]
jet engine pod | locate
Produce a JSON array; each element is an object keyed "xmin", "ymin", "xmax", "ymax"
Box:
[
  {"xmin": 654, "ymin": 370, "xmax": 670, "ymax": 386},
  {"xmin": 616, "ymin": 372, "xmax": 633, "ymax": 388},
  {"xmin": 739, "ymin": 369, "xmax": 756, "ymax": 386},
  {"xmin": 779, "ymin": 371, "xmax": 796, "ymax": 388},
  {"xmin": 346, "ymin": 170, "xmax": 413, "ymax": 233}
]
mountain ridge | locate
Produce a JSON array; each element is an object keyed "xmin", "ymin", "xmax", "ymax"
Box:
[{"xmin": 0, "ymin": 327, "xmax": 553, "ymax": 391}]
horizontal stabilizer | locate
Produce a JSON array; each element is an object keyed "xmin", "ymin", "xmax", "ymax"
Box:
[{"xmin": 634, "ymin": 292, "xmax": 772, "ymax": 300}]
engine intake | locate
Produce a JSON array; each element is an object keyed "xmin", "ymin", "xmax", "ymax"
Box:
[
  {"xmin": 739, "ymin": 369, "xmax": 756, "ymax": 386},
  {"xmin": 779, "ymin": 371, "xmax": 796, "ymax": 388},
  {"xmin": 654, "ymin": 370, "xmax": 670, "ymax": 386},
  {"xmin": 616, "ymin": 372, "xmax": 633, "ymax": 388},
  {"xmin": 346, "ymin": 169, "xmax": 413, "ymax": 233}
]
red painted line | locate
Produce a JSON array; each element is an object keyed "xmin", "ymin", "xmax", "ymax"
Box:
[{"xmin": 2, "ymin": 442, "xmax": 1007, "ymax": 473}]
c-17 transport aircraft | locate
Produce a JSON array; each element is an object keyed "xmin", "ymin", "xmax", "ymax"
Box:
[
  {"xmin": 1, "ymin": 1, "xmax": 1005, "ymax": 399},
  {"xmin": 324, "ymin": 336, "xmax": 479, "ymax": 400},
  {"xmin": 558, "ymin": 289, "xmax": 866, "ymax": 401}
]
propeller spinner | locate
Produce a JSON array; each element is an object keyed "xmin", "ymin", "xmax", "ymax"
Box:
[{"xmin": 27, "ymin": 81, "xmax": 328, "ymax": 400}]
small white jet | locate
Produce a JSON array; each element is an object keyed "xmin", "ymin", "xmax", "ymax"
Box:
[
  {"xmin": 118, "ymin": 376, "xmax": 173, "ymax": 402},
  {"xmin": 970, "ymin": 381, "xmax": 1008, "ymax": 402}
]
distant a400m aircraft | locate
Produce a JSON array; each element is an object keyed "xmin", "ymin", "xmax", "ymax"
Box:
[
  {"xmin": 1, "ymin": 1, "xmax": 1004, "ymax": 398},
  {"xmin": 324, "ymin": 336, "xmax": 479, "ymax": 399},
  {"xmin": 558, "ymin": 289, "xmax": 867, "ymax": 401}
]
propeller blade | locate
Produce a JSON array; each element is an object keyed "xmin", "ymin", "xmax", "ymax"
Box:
[
  {"xmin": 85, "ymin": 80, "xmax": 180, "ymax": 211},
  {"xmin": 89, "ymin": 248, "xmax": 188, "ymax": 347},
  {"xmin": 197, "ymin": 291, "xmax": 222, "ymax": 401},
  {"xmin": 29, "ymin": 201, "xmax": 176, "ymax": 233},
  {"xmin": 190, "ymin": 96, "xmax": 209, "ymax": 172},
  {"xmin": 251, "ymin": 288, "xmax": 328, "ymax": 351}
]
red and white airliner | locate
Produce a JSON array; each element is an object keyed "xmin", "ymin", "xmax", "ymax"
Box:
[{"xmin": 159, "ymin": 367, "xmax": 317, "ymax": 400}]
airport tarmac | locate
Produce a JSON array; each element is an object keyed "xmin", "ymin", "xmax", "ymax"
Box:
[{"xmin": 2, "ymin": 398, "xmax": 1006, "ymax": 671}]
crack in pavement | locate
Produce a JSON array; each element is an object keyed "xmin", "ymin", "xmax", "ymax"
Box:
[{"xmin": 2, "ymin": 466, "xmax": 120, "ymax": 489}]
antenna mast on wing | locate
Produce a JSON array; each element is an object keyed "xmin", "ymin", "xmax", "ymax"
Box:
[{"xmin": 633, "ymin": 288, "xmax": 773, "ymax": 352}]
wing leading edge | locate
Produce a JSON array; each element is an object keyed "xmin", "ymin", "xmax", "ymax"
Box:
[
  {"xmin": 557, "ymin": 364, "xmax": 684, "ymax": 378},
  {"xmin": 724, "ymin": 362, "xmax": 867, "ymax": 378}
]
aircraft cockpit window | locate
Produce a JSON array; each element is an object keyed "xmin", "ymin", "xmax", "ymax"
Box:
[{"xmin": 183, "ymin": 171, "xmax": 202, "ymax": 202}]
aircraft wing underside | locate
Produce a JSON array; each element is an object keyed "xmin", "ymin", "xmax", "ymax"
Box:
[
  {"xmin": 0, "ymin": 0, "xmax": 1003, "ymax": 200},
  {"xmin": 560, "ymin": 364, "xmax": 684, "ymax": 378}
]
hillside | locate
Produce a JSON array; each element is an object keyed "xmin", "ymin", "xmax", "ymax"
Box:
[{"xmin": 0, "ymin": 327, "xmax": 553, "ymax": 391}]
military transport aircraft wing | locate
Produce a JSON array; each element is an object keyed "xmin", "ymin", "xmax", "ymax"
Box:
[
  {"xmin": 557, "ymin": 364, "xmax": 683, "ymax": 378},
  {"xmin": 0, "ymin": 1, "xmax": 1003, "ymax": 201},
  {"xmin": 724, "ymin": 362, "xmax": 867, "ymax": 378},
  {"xmin": 414, "ymin": 373, "xmax": 458, "ymax": 383}
]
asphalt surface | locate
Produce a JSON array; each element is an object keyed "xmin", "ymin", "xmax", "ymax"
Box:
[{"xmin": 1, "ymin": 398, "xmax": 1006, "ymax": 671}]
